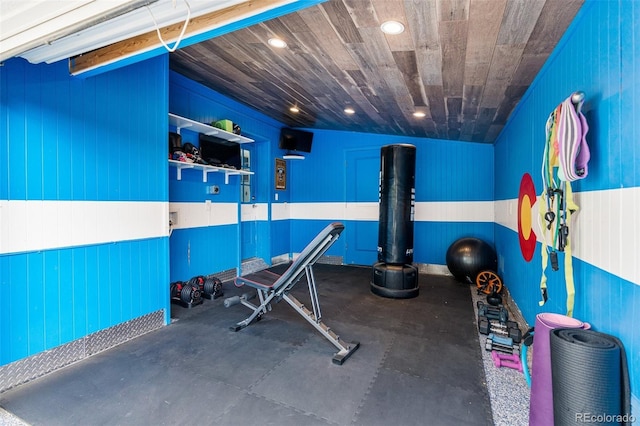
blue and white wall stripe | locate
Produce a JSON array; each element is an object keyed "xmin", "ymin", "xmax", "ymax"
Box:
[
  {"xmin": 1, "ymin": 201, "xmax": 167, "ymax": 255},
  {"xmin": 271, "ymin": 201, "xmax": 494, "ymax": 223},
  {"xmin": 169, "ymin": 202, "xmax": 238, "ymax": 229},
  {"xmin": 496, "ymin": 188, "xmax": 640, "ymax": 287},
  {"xmin": 1, "ymin": 55, "xmax": 170, "ymax": 367}
]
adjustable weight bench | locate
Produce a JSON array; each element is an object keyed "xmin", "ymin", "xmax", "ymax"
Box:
[{"xmin": 224, "ymin": 222, "xmax": 359, "ymax": 365}]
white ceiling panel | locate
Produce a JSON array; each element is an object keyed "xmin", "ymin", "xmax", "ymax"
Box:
[
  {"xmin": 0, "ymin": 0, "xmax": 152, "ymax": 62},
  {"xmin": 0, "ymin": 0, "xmax": 253, "ymax": 64}
]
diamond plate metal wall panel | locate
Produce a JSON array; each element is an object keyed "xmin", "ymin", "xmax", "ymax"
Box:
[
  {"xmin": 317, "ymin": 255, "xmax": 343, "ymax": 265},
  {"xmin": 211, "ymin": 268, "xmax": 237, "ymax": 283},
  {"xmin": 240, "ymin": 257, "xmax": 269, "ymax": 276},
  {"xmin": 86, "ymin": 310, "xmax": 164, "ymax": 356},
  {"xmin": 0, "ymin": 310, "xmax": 164, "ymax": 394},
  {"xmin": 0, "ymin": 339, "xmax": 85, "ymax": 393}
]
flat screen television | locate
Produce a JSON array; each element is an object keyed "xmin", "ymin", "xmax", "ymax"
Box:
[
  {"xmin": 199, "ymin": 133, "xmax": 241, "ymax": 169},
  {"xmin": 279, "ymin": 128, "xmax": 313, "ymax": 153}
]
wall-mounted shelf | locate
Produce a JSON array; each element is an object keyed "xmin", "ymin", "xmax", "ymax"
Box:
[
  {"xmin": 169, "ymin": 160, "xmax": 253, "ymax": 184},
  {"xmin": 169, "ymin": 113, "xmax": 254, "ymax": 144}
]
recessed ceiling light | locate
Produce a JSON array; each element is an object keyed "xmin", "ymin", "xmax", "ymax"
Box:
[
  {"xmin": 380, "ymin": 21, "xmax": 405, "ymax": 35},
  {"xmin": 344, "ymin": 107, "xmax": 355, "ymax": 115},
  {"xmin": 413, "ymin": 111, "xmax": 426, "ymax": 118},
  {"xmin": 268, "ymin": 38, "xmax": 287, "ymax": 48},
  {"xmin": 290, "ymin": 106, "xmax": 299, "ymax": 113}
]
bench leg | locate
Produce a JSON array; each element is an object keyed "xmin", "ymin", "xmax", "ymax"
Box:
[
  {"xmin": 228, "ymin": 290, "xmax": 274, "ymax": 331},
  {"xmin": 282, "ymin": 293, "xmax": 359, "ymax": 364}
]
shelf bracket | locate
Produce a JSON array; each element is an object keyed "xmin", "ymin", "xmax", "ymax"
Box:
[
  {"xmin": 169, "ymin": 160, "xmax": 251, "ymax": 184},
  {"xmin": 223, "ymin": 170, "xmax": 243, "ymax": 184},
  {"xmin": 202, "ymin": 168, "xmax": 213, "ymax": 182},
  {"xmin": 176, "ymin": 163, "xmax": 195, "ymax": 180},
  {"xmin": 175, "ymin": 123, "xmax": 193, "ymax": 135}
]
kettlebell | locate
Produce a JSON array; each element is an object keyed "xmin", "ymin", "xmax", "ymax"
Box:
[{"xmin": 487, "ymin": 290, "xmax": 502, "ymax": 306}]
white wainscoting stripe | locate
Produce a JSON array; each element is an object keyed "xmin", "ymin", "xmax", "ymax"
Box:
[
  {"xmin": 284, "ymin": 201, "xmax": 495, "ymax": 222},
  {"xmin": 168, "ymin": 202, "xmax": 237, "ymax": 230},
  {"xmin": 4, "ymin": 192, "xmax": 636, "ymax": 285},
  {"xmin": 571, "ymin": 188, "xmax": 639, "ymax": 286},
  {"xmin": 271, "ymin": 202, "xmax": 290, "ymax": 221},
  {"xmin": 0, "ymin": 200, "xmax": 167, "ymax": 255},
  {"xmin": 287, "ymin": 202, "xmax": 379, "ymax": 221},
  {"xmin": 414, "ymin": 201, "xmax": 494, "ymax": 222},
  {"xmin": 494, "ymin": 199, "xmax": 519, "ymax": 232},
  {"xmin": 345, "ymin": 202, "xmax": 378, "ymax": 221},
  {"xmin": 289, "ymin": 202, "xmax": 345, "ymax": 220},
  {"xmin": 241, "ymin": 203, "xmax": 268, "ymax": 222},
  {"xmin": 496, "ymin": 187, "xmax": 640, "ymax": 286}
]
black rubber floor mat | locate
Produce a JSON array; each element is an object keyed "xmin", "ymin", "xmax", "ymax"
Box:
[{"xmin": 0, "ymin": 265, "xmax": 493, "ymax": 426}]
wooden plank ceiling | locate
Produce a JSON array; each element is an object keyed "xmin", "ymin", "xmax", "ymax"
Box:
[{"xmin": 169, "ymin": 0, "xmax": 584, "ymax": 143}]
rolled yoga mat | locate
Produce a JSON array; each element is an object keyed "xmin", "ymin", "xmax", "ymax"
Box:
[
  {"xmin": 550, "ymin": 328, "xmax": 631, "ymax": 426},
  {"xmin": 529, "ymin": 313, "xmax": 590, "ymax": 426}
]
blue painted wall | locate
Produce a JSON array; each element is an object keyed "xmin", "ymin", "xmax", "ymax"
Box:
[
  {"xmin": 168, "ymin": 72, "xmax": 287, "ymax": 280},
  {"xmin": 5, "ymin": 0, "xmax": 634, "ymax": 408},
  {"xmin": 0, "ymin": 56, "xmax": 170, "ymax": 366},
  {"xmin": 286, "ymin": 129, "xmax": 494, "ymax": 265},
  {"xmin": 167, "ymin": 72, "xmax": 495, "ymax": 273},
  {"xmin": 494, "ymin": 0, "xmax": 639, "ymax": 405},
  {"xmin": 286, "ymin": 130, "xmax": 493, "ymax": 202}
]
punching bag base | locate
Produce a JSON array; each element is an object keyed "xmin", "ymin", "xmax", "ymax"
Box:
[{"xmin": 370, "ymin": 262, "xmax": 419, "ymax": 299}]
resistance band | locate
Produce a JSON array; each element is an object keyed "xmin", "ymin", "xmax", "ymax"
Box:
[{"xmin": 537, "ymin": 92, "xmax": 590, "ymax": 317}]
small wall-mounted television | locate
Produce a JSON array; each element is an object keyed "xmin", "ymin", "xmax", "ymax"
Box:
[
  {"xmin": 199, "ymin": 133, "xmax": 241, "ymax": 169},
  {"xmin": 278, "ymin": 128, "xmax": 314, "ymax": 153}
]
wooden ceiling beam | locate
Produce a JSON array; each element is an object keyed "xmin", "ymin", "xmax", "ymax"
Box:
[{"xmin": 69, "ymin": 0, "xmax": 290, "ymax": 75}]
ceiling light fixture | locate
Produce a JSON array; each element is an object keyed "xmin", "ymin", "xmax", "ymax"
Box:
[
  {"xmin": 380, "ymin": 20, "xmax": 405, "ymax": 35},
  {"xmin": 268, "ymin": 37, "xmax": 287, "ymax": 48},
  {"xmin": 344, "ymin": 107, "xmax": 355, "ymax": 115},
  {"xmin": 290, "ymin": 106, "xmax": 299, "ymax": 113},
  {"xmin": 413, "ymin": 111, "xmax": 426, "ymax": 118},
  {"xmin": 283, "ymin": 153, "xmax": 305, "ymax": 160}
]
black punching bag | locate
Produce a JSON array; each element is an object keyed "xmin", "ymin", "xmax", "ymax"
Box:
[{"xmin": 371, "ymin": 144, "xmax": 419, "ymax": 299}]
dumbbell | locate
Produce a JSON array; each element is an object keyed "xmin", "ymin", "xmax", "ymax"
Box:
[
  {"xmin": 485, "ymin": 333, "xmax": 520, "ymax": 355},
  {"xmin": 179, "ymin": 282, "xmax": 201, "ymax": 304},
  {"xmin": 486, "ymin": 332, "xmax": 513, "ymax": 347},
  {"xmin": 486, "ymin": 291, "xmax": 503, "ymax": 306},
  {"xmin": 507, "ymin": 321, "xmax": 522, "ymax": 343},
  {"xmin": 478, "ymin": 318, "xmax": 491, "ymax": 335},
  {"xmin": 477, "ymin": 302, "xmax": 509, "ymax": 323},
  {"xmin": 477, "ymin": 319, "xmax": 521, "ymax": 343},
  {"xmin": 203, "ymin": 276, "xmax": 223, "ymax": 299},
  {"xmin": 488, "ymin": 320, "xmax": 522, "ymax": 343},
  {"xmin": 491, "ymin": 351, "xmax": 523, "ymax": 372},
  {"xmin": 188, "ymin": 275, "xmax": 206, "ymax": 293},
  {"xmin": 170, "ymin": 281, "xmax": 183, "ymax": 299}
]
